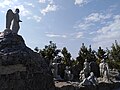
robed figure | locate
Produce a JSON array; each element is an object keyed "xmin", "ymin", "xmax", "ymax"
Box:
[{"xmin": 6, "ymin": 8, "xmax": 22, "ymax": 34}]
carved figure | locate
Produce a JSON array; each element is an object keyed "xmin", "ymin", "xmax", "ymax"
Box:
[
  {"xmin": 83, "ymin": 59, "xmax": 90, "ymax": 78},
  {"xmin": 64, "ymin": 66, "xmax": 73, "ymax": 81},
  {"xmin": 12, "ymin": 8, "xmax": 22, "ymax": 34},
  {"xmin": 87, "ymin": 72, "xmax": 98, "ymax": 86},
  {"xmin": 99, "ymin": 59, "xmax": 110, "ymax": 82},
  {"xmin": 79, "ymin": 70, "xmax": 85, "ymax": 81},
  {"xmin": 6, "ymin": 8, "xmax": 22, "ymax": 34}
]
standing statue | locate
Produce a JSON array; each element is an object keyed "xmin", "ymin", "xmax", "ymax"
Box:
[
  {"xmin": 52, "ymin": 57, "xmax": 62, "ymax": 80},
  {"xmin": 79, "ymin": 70, "xmax": 85, "ymax": 82},
  {"xmin": 6, "ymin": 8, "xmax": 22, "ymax": 34},
  {"xmin": 99, "ymin": 59, "xmax": 110, "ymax": 82},
  {"xmin": 12, "ymin": 8, "xmax": 22, "ymax": 34},
  {"xmin": 83, "ymin": 59, "xmax": 90, "ymax": 78}
]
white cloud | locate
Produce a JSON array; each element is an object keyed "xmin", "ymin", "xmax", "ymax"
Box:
[
  {"xmin": 27, "ymin": 15, "xmax": 42, "ymax": 22},
  {"xmin": 0, "ymin": 0, "xmax": 15, "ymax": 8},
  {"xmin": 76, "ymin": 32, "xmax": 83, "ymax": 38},
  {"xmin": 77, "ymin": 22, "xmax": 94, "ymax": 30},
  {"xmin": 97, "ymin": 15, "xmax": 120, "ymax": 35},
  {"xmin": 0, "ymin": 0, "xmax": 31, "ymax": 17},
  {"xmin": 46, "ymin": 33, "xmax": 67, "ymax": 38},
  {"xmin": 89, "ymin": 31, "xmax": 96, "ymax": 34},
  {"xmin": 14, "ymin": 5, "xmax": 31, "ymax": 16},
  {"xmin": 0, "ymin": 0, "xmax": 42, "ymax": 23},
  {"xmin": 85, "ymin": 13, "xmax": 112, "ymax": 22},
  {"xmin": 38, "ymin": 0, "xmax": 46, "ymax": 3},
  {"xmin": 24, "ymin": 2, "xmax": 35, "ymax": 7},
  {"xmin": 33, "ymin": 15, "xmax": 42, "ymax": 22},
  {"xmin": 92, "ymin": 14, "xmax": 120, "ymax": 48},
  {"xmin": 41, "ymin": 3, "xmax": 57, "ymax": 15},
  {"xmin": 74, "ymin": 0, "xmax": 89, "ymax": 6},
  {"xmin": 74, "ymin": 12, "xmax": 112, "ymax": 30}
]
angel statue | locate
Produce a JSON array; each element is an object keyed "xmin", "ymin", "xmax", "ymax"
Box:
[
  {"xmin": 6, "ymin": 9, "xmax": 14, "ymax": 29},
  {"xmin": 6, "ymin": 8, "xmax": 22, "ymax": 34}
]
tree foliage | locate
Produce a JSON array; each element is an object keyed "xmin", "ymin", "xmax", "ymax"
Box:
[
  {"xmin": 107, "ymin": 40, "xmax": 120, "ymax": 69},
  {"xmin": 35, "ymin": 40, "xmax": 120, "ymax": 70},
  {"xmin": 36, "ymin": 41, "xmax": 60, "ymax": 65},
  {"xmin": 61, "ymin": 47, "xmax": 72, "ymax": 66},
  {"xmin": 76, "ymin": 43, "xmax": 97, "ymax": 70}
]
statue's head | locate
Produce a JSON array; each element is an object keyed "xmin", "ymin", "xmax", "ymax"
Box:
[
  {"xmin": 15, "ymin": 8, "xmax": 20, "ymax": 13},
  {"xmin": 85, "ymin": 59, "xmax": 87, "ymax": 62}
]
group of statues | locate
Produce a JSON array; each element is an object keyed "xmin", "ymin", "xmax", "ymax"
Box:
[
  {"xmin": 51, "ymin": 57, "xmax": 110, "ymax": 84},
  {"xmin": 79, "ymin": 59, "xmax": 110, "ymax": 86},
  {"xmin": 3, "ymin": 8, "xmax": 22, "ymax": 36},
  {"xmin": 51, "ymin": 56, "xmax": 73, "ymax": 81}
]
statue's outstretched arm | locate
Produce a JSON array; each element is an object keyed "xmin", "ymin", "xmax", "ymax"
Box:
[{"xmin": 19, "ymin": 20, "xmax": 22, "ymax": 22}]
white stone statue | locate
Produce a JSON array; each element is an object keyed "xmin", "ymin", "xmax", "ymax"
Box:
[
  {"xmin": 79, "ymin": 78, "xmax": 92, "ymax": 86},
  {"xmin": 83, "ymin": 59, "xmax": 90, "ymax": 78},
  {"xmin": 52, "ymin": 62, "xmax": 58, "ymax": 78},
  {"xmin": 79, "ymin": 70, "xmax": 85, "ymax": 82},
  {"xmin": 6, "ymin": 8, "xmax": 22, "ymax": 34},
  {"xmin": 99, "ymin": 59, "xmax": 110, "ymax": 82},
  {"xmin": 87, "ymin": 72, "xmax": 98, "ymax": 86},
  {"xmin": 52, "ymin": 57, "xmax": 62, "ymax": 80},
  {"xmin": 64, "ymin": 66, "xmax": 73, "ymax": 81},
  {"xmin": 12, "ymin": 8, "xmax": 22, "ymax": 34}
]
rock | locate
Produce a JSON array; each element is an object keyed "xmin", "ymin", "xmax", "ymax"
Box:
[
  {"xmin": 55, "ymin": 81, "xmax": 120, "ymax": 90},
  {"xmin": 0, "ymin": 33, "xmax": 55, "ymax": 90}
]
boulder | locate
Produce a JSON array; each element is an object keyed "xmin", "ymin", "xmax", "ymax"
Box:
[{"xmin": 0, "ymin": 32, "xmax": 55, "ymax": 90}]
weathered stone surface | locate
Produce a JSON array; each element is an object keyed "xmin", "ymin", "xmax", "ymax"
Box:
[
  {"xmin": 0, "ymin": 33, "xmax": 55, "ymax": 90},
  {"xmin": 55, "ymin": 81, "xmax": 120, "ymax": 90}
]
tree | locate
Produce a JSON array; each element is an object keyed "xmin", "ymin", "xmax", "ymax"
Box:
[
  {"xmin": 39, "ymin": 41, "xmax": 60, "ymax": 65},
  {"xmin": 110, "ymin": 40, "xmax": 120, "ymax": 62},
  {"xmin": 96, "ymin": 47, "xmax": 107, "ymax": 60},
  {"xmin": 107, "ymin": 40, "xmax": 120, "ymax": 69},
  {"xmin": 76, "ymin": 43, "xmax": 97, "ymax": 70},
  {"xmin": 61, "ymin": 47, "xmax": 72, "ymax": 66}
]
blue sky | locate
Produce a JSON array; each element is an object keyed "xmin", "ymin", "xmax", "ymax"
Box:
[{"xmin": 0, "ymin": 0, "xmax": 120, "ymax": 58}]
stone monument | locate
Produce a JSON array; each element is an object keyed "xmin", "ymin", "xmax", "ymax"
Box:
[
  {"xmin": 6, "ymin": 8, "xmax": 22, "ymax": 34},
  {"xmin": 83, "ymin": 59, "xmax": 90, "ymax": 78},
  {"xmin": 0, "ymin": 9, "xmax": 55, "ymax": 90},
  {"xmin": 52, "ymin": 56, "xmax": 62, "ymax": 80},
  {"xmin": 64, "ymin": 66, "xmax": 73, "ymax": 81},
  {"xmin": 79, "ymin": 78, "xmax": 92, "ymax": 86},
  {"xmin": 79, "ymin": 70, "xmax": 85, "ymax": 82},
  {"xmin": 87, "ymin": 72, "xmax": 98, "ymax": 86},
  {"xmin": 99, "ymin": 59, "xmax": 110, "ymax": 82}
]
